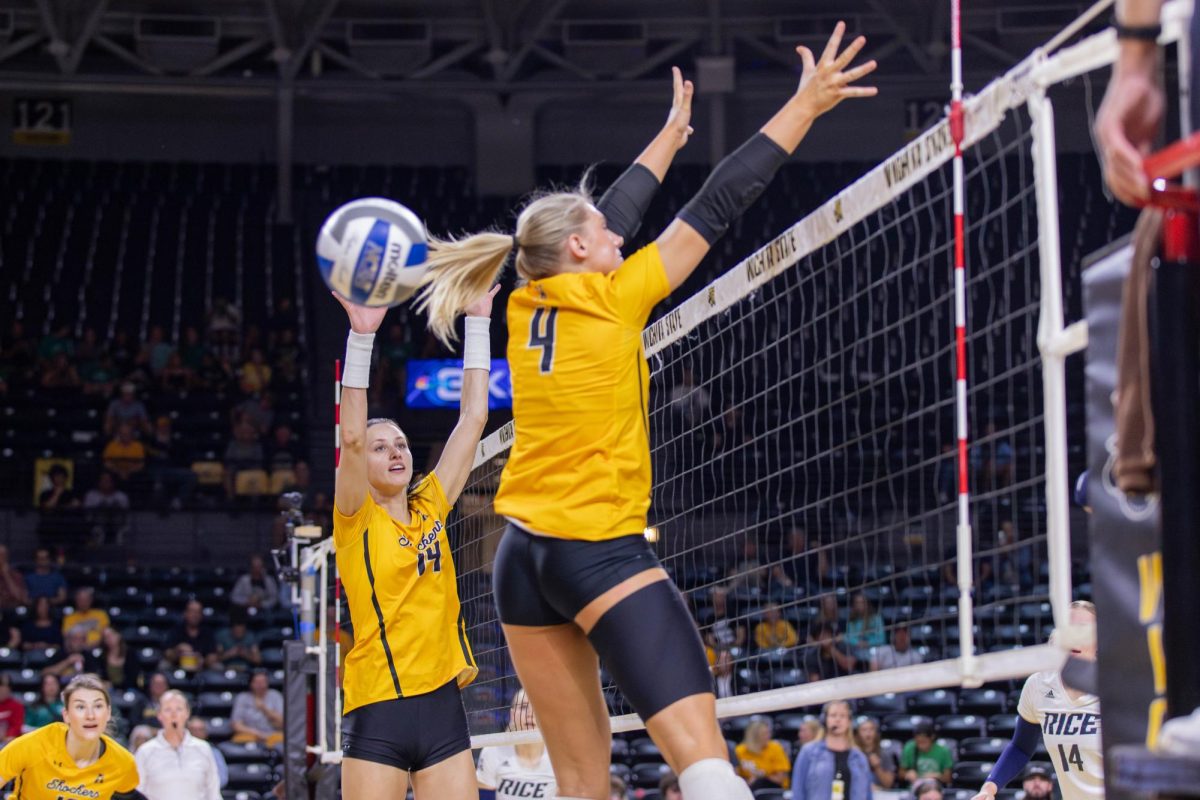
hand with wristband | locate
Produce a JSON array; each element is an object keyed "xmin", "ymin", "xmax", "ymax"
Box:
[{"xmin": 1094, "ymin": 0, "xmax": 1166, "ymax": 205}]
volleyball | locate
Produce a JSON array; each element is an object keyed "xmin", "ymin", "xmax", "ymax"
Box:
[{"xmin": 316, "ymin": 197, "xmax": 429, "ymax": 308}]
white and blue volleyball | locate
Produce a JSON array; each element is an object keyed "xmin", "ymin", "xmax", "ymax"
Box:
[{"xmin": 316, "ymin": 197, "xmax": 428, "ymax": 308}]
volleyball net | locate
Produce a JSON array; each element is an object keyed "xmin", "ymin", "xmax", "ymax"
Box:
[
  {"xmin": 445, "ymin": 4, "xmax": 1191, "ymax": 748},
  {"xmin": 294, "ymin": 1, "xmax": 1189, "ymax": 759}
]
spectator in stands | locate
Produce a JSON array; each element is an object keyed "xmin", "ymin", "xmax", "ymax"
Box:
[
  {"xmin": 710, "ymin": 646, "xmax": 736, "ymax": 699},
  {"xmin": 608, "ymin": 775, "xmax": 628, "ymax": 800},
  {"xmin": 146, "ymin": 416, "xmax": 197, "ymax": 510},
  {"xmin": 735, "ymin": 717, "xmax": 792, "ymax": 790},
  {"xmin": 914, "ymin": 777, "xmax": 944, "ymax": 800},
  {"xmin": 102, "ymin": 422, "xmax": 147, "ymax": 482},
  {"xmin": 267, "ymin": 424, "xmax": 302, "ymax": 473},
  {"xmin": 1, "ymin": 320, "xmax": 36, "ymax": 382},
  {"xmin": 803, "ymin": 622, "xmax": 858, "ymax": 682},
  {"xmin": 797, "ymin": 716, "xmax": 824, "ymax": 748},
  {"xmin": 82, "ymin": 470, "xmax": 130, "ymax": 546},
  {"xmin": 0, "ymin": 674, "xmax": 24, "ymax": 745},
  {"xmin": 231, "ymin": 393, "xmax": 274, "ymax": 439},
  {"xmin": 1020, "ymin": 764, "xmax": 1054, "ymax": 800},
  {"xmin": 81, "ymin": 353, "xmax": 119, "ymax": 397},
  {"xmin": 855, "ymin": 716, "xmax": 898, "ymax": 790},
  {"xmin": 41, "ymin": 352, "xmax": 81, "ymax": 390},
  {"xmin": 180, "ymin": 326, "xmax": 207, "ymax": 372},
  {"xmin": 99, "ymin": 627, "xmax": 141, "ymax": 691},
  {"xmin": 104, "ymin": 382, "xmax": 151, "ymax": 438},
  {"xmin": 196, "ymin": 352, "xmax": 235, "ymax": 393},
  {"xmin": 135, "ymin": 324, "xmax": 174, "ymax": 377},
  {"xmin": 815, "ymin": 594, "xmax": 841, "ymax": 634},
  {"xmin": 164, "ymin": 599, "xmax": 218, "ymax": 672},
  {"xmin": 972, "ymin": 421, "xmax": 1013, "ymax": 489},
  {"xmin": 37, "ymin": 467, "xmax": 82, "ymax": 546},
  {"xmin": 270, "ymin": 328, "xmax": 302, "ymax": 391},
  {"xmin": 658, "ymin": 771, "xmax": 682, "ymax": 800},
  {"xmin": 754, "ymin": 603, "xmax": 799, "ymax": 650},
  {"xmin": 21, "ymin": 596, "xmax": 63, "ymax": 650},
  {"xmin": 705, "ymin": 586, "xmax": 747, "ymax": 653},
  {"xmin": 223, "ymin": 420, "xmax": 265, "ymax": 499},
  {"xmin": 239, "ymin": 348, "xmax": 272, "ymax": 395},
  {"xmin": 137, "ymin": 672, "xmax": 171, "ymax": 728},
  {"xmin": 186, "ymin": 717, "xmax": 228, "ymax": 788},
  {"xmin": 215, "ymin": 607, "xmax": 262, "ymax": 670},
  {"xmin": 0, "ymin": 545, "xmax": 29, "ymax": 610},
  {"xmin": 159, "ymin": 351, "xmax": 193, "ymax": 394},
  {"xmin": 25, "ymin": 547, "xmax": 68, "ymax": 605},
  {"xmin": 44, "ymin": 628, "xmax": 103, "ymax": 680},
  {"xmin": 791, "ymin": 700, "xmax": 870, "ymax": 800},
  {"xmin": 74, "ymin": 325, "xmax": 100, "ymax": 364},
  {"xmin": 136, "ymin": 689, "xmax": 222, "ymax": 800},
  {"xmin": 129, "ymin": 725, "xmax": 157, "ymax": 753},
  {"xmin": 230, "ymin": 554, "xmax": 279, "ymax": 611},
  {"xmin": 62, "ymin": 587, "xmax": 110, "ymax": 646},
  {"xmin": 37, "ymin": 324, "xmax": 74, "ymax": 365},
  {"xmin": 25, "ymin": 673, "xmax": 63, "ymax": 729},
  {"xmin": 770, "ymin": 525, "xmax": 829, "ymax": 595},
  {"xmin": 900, "ymin": 721, "xmax": 954, "ymax": 787},
  {"xmin": 871, "ymin": 624, "xmax": 923, "ymax": 671},
  {"xmin": 844, "ymin": 592, "xmax": 885, "ymax": 660},
  {"xmin": 231, "ymin": 669, "xmax": 284, "ymax": 748},
  {"xmin": 728, "ymin": 538, "xmax": 769, "ymax": 595}
]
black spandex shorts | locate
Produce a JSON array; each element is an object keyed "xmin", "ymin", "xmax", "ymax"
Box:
[
  {"xmin": 493, "ymin": 523, "xmax": 662, "ymax": 626},
  {"xmin": 341, "ymin": 679, "xmax": 470, "ymax": 772}
]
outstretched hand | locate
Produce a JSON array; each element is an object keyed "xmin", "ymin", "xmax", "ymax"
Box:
[
  {"xmin": 663, "ymin": 66, "xmax": 695, "ymax": 150},
  {"xmin": 463, "ymin": 284, "xmax": 502, "ymax": 318},
  {"xmin": 794, "ymin": 21, "xmax": 878, "ymax": 118},
  {"xmin": 332, "ymin": 291, "xmax": 389, "ymax": 335}
]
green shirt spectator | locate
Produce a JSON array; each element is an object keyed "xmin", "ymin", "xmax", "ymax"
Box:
[{"xmin": 900, "ymin": 722, "xmax": 954, "ymax": 787}]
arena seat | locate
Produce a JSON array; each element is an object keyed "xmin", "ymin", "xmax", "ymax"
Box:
[
  {"xmin": 987, "ymin": 714, "xmax": 1018, "ymax": 738},
  {"xmin": 906, "ymin": 689, "xmax": 957, "ymax": 716},
  {"xmin": 958, "ymin": 737, "xmax": 1009, "ymax": 760},
  {"xmin": 881, "ymin": 714, "xmax": 933, "ymax": 740},
  {"xmin": 196, "ymin": 690, "xmax": 236, "ymax": 718},
  {"xmin": 957, "ymin": 689, "xmax": 1008, "ymax": 716},
  {"xmin": 860, "ymin": 693, "xmax": 907, "ymax": 715},
  {"xmin": 218, "ymin": 740, "xmax": 277, "ymax": 765},
  {"xmin": 936, "ymin": 714, "xmax": 987, "ymax": 740},
  {"xmin": 952, "ymin": 760, "xmax": 997, "ymax": 788},
  {"xmin": 225, "ymin": 763, "xmax": 276, "ymax": 792},
  {"xmin": 630, "ymin": 762, "xmax": 672, "ymax": 789},
  {"xmin": 629, "ymin": 737, "xmax": 663, "ymax": 763}
]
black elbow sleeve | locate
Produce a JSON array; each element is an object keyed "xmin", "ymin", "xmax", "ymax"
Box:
[
  {"xmin": 678, "ymin": 132, "xmax": 790, "ymax": 245},
  {"xmin": 596, "ymin": 163, "xmax": 661, "ymax": 242}
]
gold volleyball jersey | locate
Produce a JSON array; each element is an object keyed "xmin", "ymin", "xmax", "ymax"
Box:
[
  {"xmin": 495, "ymin": 243, "xmax": 670, "ymax": 540},
  {"xmin": 334, "ymin": 472, "xmax": 477, "ymax": 714},
  {"xmin": 0, "ymin": 722, "xmax": 139, "ymax": 799}
]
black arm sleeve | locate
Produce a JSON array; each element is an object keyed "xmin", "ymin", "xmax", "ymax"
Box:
[
  {"xmin": 112, "ymin": 792, "xmax": 149, "ymax": 800},
  {"xmin": 596, "ymin": 163, "xmax": 661, "ymax": 242},
  {"xmin": 678, "ymin": 132, "xmax": 790, "ymax": 245}
]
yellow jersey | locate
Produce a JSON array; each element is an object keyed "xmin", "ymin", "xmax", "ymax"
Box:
[
  {"xmin": 735, "ymin": 740, "xmax": 792, "ymax": 788},
  {"xmin": 0, "ymin": 722, "xmax": 139, "ymax": 799},
  {"xmin": 334, "ymin": 472, "xmax": 477, "ymax": 713},
  {"xmin": 495, "ymin": 243, "xmax": 670, "ymax": 541}
]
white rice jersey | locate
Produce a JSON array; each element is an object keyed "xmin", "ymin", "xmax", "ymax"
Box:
[
  {"xmin": 1016, "ymin": 670, "xmax": 1104, "ymax": 800},
  {"xmin": 477, "ymin": 744, "xmax": 558, "ymax": 800}
]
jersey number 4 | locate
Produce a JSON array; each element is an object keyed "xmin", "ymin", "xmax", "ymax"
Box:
[
  {"xmin": 1057, "ymin": 743, "xmax": 1084, "ymax": 772},
  {"xmin": 416, "ymin": 542, "xmax": 443, "ymax": 576},
  {"xmin": 529, "ymin": 307, "xmax": 558, "ymax": 374}
]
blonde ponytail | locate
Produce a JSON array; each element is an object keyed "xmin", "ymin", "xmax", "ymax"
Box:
[
  {"xmin": 417, "ymin": 185, "xmax": 597, "ymax": 347},
  {"xmin": 416, "ymin": 231, "xmax": 511, "ymax": 347}
]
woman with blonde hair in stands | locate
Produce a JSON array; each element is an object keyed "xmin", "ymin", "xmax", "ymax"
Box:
[
  {"xmin": 0, "ymin": 673, "xmax": 144, "ymax": 798},
  {"xmin": 854, "ymin": 715, "xmax": 898, "ymax": 790},
  {"xmin": 416, "ymin": 23, "xmax": 875, "ymax": 800},
  {"xmin": 735, "ymin": 717, "xmax": 791, "ymax": 790}
]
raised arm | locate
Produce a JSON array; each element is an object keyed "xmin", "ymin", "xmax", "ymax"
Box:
[
  {"xmin": 971, "ymin": 715, "xmax": 1041, "ymax": 800},
  {"xmin": 655, "ymin": 21, "xmax": 877, "ymax": 291},
  {"xmin": 432, "ymin": 285, "xmax": 500, "ymax": 505},
  {"xmin": 596, "ymin": 66, "xmax": 694, "ymax": 242},
  {"xmin": 332, "ymin": 295, "xmax": 389, "ymax": 517}
]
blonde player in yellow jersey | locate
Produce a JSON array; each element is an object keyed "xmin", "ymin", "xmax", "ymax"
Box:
[
  {"xmin": 416, "ymin": 23, "xmax": 876, "ymax": 800},
  {"xmin": 0, "ymin": 673, "xmax": 144, "ymax": 800},
  {"xmin": 332, "ymin": 282, "xmax": 499, "ymax": 799}
]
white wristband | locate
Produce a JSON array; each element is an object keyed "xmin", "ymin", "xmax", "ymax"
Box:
[
  {"xmin": 463, "ymin": 316, "xmax": 491, "ymax": 371},
  {"xmin": 342, "ymin": 331, "xmax": 375, "ymax": 389}
]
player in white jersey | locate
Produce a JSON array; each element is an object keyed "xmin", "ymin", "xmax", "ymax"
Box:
[
  {"xmin": 477, "ymin": 689, "xmax": 557, "ymax": 800},
  {"xmin": 972, "ymin": 601, "xmax": 1102, "ymax": 800}
]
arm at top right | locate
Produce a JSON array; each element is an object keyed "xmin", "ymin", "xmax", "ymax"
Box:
[{"xmin": 654, "ymin": 22, "xmax": 878, "ymax": 292}]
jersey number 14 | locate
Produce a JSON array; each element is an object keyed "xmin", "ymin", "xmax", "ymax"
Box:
[
  {"xmin": 1057, "ymin": 743, "xmax": 1084, "ymax": 772},
  {"xmin": 416, "ymin": 542, "xmax": 443, "ymax": 576}
]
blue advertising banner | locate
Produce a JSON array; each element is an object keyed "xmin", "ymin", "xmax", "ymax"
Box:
[{"xmin": 405, "ymin": 359, "xmax": 512, "ymax": 409}]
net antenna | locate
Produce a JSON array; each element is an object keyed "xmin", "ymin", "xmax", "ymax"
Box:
[{"xmin": 949, "ymin": 0, "xmax": 980, "ymax": 684}]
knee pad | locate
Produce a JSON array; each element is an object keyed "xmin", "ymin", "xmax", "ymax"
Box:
[
  {"xmin": 585, "ymin": 579, "xmax": 713, "ymax": 720},
  {"xmin": 679, "ymin": 758, "xmax": 755, "ymax": 800}
]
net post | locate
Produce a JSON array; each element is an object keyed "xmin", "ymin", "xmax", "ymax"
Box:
[
  {"xmin": 950, "ymin": 0, "xmax": 981, "ymax": 687},
  {"xmin": 1027, "ymin": 86, "xmax": 1078, "ymax": 642}
]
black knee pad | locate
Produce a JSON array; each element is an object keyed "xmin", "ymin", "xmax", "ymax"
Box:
[{"xmin": 586, "ymin": 579, "xmax": 714, "ymax": 720}]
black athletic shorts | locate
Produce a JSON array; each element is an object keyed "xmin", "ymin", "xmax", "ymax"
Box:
[
  {"xmin": 493, "ymin": 523, "xmax": 663, "ymax": 626},
  {"xmin": 341, "ymin": 678, "xmax": 470, "ymax": 772}
]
